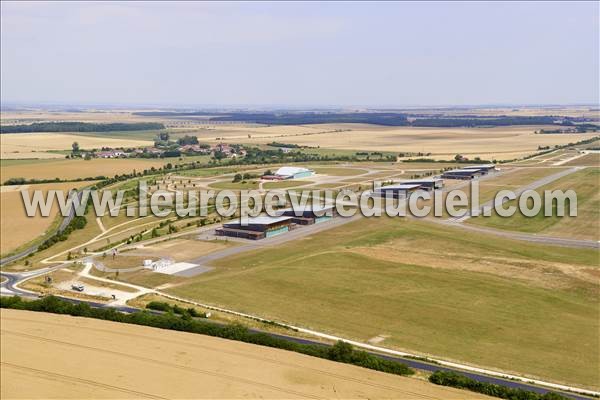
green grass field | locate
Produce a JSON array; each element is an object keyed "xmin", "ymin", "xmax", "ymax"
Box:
[
  {"xmin": 209, "ymin": 180, "xmax": 260, "ymax": 190},
  {"xmin": 167, "ymin": 217, "xmax": 599, "ymax": 389},
  {"xmin": 262, "ymin": 180, "xmax": 313, "ymax": 189},
  {"xmin": 469, "ymin": 167, "xmax": 599, "ymax": 240},
  {"xmin": 312, "ymin": 167, "xmax": 368, "ymax": 176}
]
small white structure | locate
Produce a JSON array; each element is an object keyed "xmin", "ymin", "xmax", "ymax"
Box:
[
  {"xmin": 274, "ymin": 166, "xmax": 314, "ymax": 179},
  {"xmin": 143, "ymin": 259, "xmax": 153, "ymax": 266},
  {"xmin": 145, "ymin": 259, "xmax": 173, "ymax": 271}
]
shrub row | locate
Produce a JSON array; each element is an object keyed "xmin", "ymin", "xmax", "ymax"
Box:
[
  {"xmin": 145, "ymin": 301, "xmax": 206, "ymax": 318},
  {"xmin": 3, "ymin": 176, "xmax": 107, "ymax": 186},
  {"xmin": 1, "ymin": 296, "xmax": 413, "ymax": 377},
  {"xmin": 428, "ymin": 371, "xmax": 570, "ymax": 400}
]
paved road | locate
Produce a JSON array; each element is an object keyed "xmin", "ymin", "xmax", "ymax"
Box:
[{"xmin": 0, "ymin": 264, "xmax": 70, "ymax": 297}]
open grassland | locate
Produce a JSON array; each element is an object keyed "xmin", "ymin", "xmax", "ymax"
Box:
[
  {"xmin": 89, "ymin": 263, "xmax": 187, "ymax": 288},
  {"xmin": 0, "ymin": 309, "xmax": 485, "ymax": 399},
  {"xmin": 1, "ymin": 132, "xmax": 152, "ymax": 159},
  {"xmin": 420, "ymin": 167, "xmax": 576, "ymax": 219},
  {"xmin": 312, "ymin": 167, "xmax": 368, "ymax": 176},
  {"xmin": 469, "ymin": 168, "xmax": 600, "ymax": 240},
  {"xmin": 262, "ymin": 180, "xmax": 314, "ymax": 189},
  {"xmin": 92, "ymin": 239, "xmax": 233, "ymax": 288},
  {"xmin": 191, "ymin": 124, "xmax": 596, "ymax": 161},
  {"xmin": 564, "ymin": 152, "xmax": 600, "ymax": 166},
  {"xmin": 0, "ymin": 181, "xmax": 92, "ymax": 255},
  {"xmin": 124, "ymin": 238, "xmax": 231, "ymax": 262},
  {"xmin": 96, "ymin": 255, "xmax": 156, "ymax": 270},
  {"xmin": 167, "ymin": 217, "xmax": 599, "ymax": 389},
  {"xmin": 209, "ymin": 180, "xmax": 260, "ymax": 190},
  {"xmin": 473, "ymin": 167, "xmax": 570, "ymax": 204}
]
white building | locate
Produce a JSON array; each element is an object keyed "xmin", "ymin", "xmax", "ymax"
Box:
[{"xmin": 274, "ymin": 166, "xmax": 314, "ymax": 179}]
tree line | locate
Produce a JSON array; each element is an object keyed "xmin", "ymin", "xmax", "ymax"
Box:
[
  {"xmin": 1, "ymin": 122, "xmax": 165, "ymax": 134},
  {"xmin": 428, "ymin": 371, "xmax": 570, "ymax": 400},
  {"xmin": 132, "ymin": 111, "xmax": 588, "ymax": 128}
]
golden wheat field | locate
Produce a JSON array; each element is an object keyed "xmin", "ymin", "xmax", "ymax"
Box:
[
  {"xmin": 0, "ymin": 181, "xmax": 92, "ymax": 255},
  {"xmin": 0, "ymin": 157, "xmax": 182, "ymax": 181},
  {"xmin": 0, "ymin": 309, "xmax": 487, "ymax": 399},
  {"xmin": 0, "ymin": 132, "xmax": 153, "ymax": 159},
  {"xmin": 195, "ymin": 123, "xmax": 596, "ymax": 160}
]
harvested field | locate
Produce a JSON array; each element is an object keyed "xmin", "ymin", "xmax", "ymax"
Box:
[
  {"xmin": 0, "ymin": 181, "xmax": 91, "ymax": 255},
  {"xmin": 1, "ymin": 158, "xmax": 176, "ymax": 181},
  {"xmin": 0, "ymin": 132, "xmax": 152, "ymax": 159},
  {"xmin": 193, "ymin": 124, "xmax": 595, "ymax": 160},
  {"xmin": 0, "ymin": 309, "xmax": 485, "ymax": 399}
]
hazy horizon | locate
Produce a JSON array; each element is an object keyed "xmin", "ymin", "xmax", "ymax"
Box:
[{"xmin": 2, "ymin": 1, "xmax": 599, "ymax": 107}]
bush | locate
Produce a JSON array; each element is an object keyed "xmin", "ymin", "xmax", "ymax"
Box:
[
  {"xmin": 428, "ymin": 371, "xmax": 569, "ymax": 400},
  {"xmin": 146, "ymin": 301, "xmax": 206, "ymax": 318}
]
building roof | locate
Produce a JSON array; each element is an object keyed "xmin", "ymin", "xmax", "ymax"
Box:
[
  {"xmin": 444, "ymin": 169, "xmax": 481, "ymax": 174},
  {"xmin": 275, "ymin": 166, "xmax": 313, "ymax": 177},
  {"xmin": 226, "ymin": 215, "xmax": 293, "ymax": 226},
  {"xmin": 462, "ymin": 164, "xmax": 496, "ymax": 170},
  {"xmin": 379, "ymin": 183, "xmax": 423, "ymax": 190},
  {"xmin": 275, "ymin": 204, "xmax": 335, "ymax": 214},
  {"xmin": 400, "ymin": 178, "xmax": 442, "ymax": 183}
]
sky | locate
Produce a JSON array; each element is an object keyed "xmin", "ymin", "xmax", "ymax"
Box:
[{"xmin": 1, "ymin": 1, "xmax": 598, "ymax": 108}]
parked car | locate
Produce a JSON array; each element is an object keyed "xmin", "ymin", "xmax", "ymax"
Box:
[{"xmin": 71, "ymin": 284, "xmax": 84, "ymax": 292}]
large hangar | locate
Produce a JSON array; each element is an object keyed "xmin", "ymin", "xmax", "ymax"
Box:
[
  {"xmin": 216, "ymin": 216, "xmax": 294, "ymax": 240},
  {"xmin": 375, "ymin": 183, "xmax": 422, "ymax": 199},
  {"xmin": 398, "ymin": 178, "xmax": 444, "ymax": 191},
  {"xmin": 461, "ymin": 164, "xmax": 497, "ymax": 174},
  {"xmin": 276, "ymin": 204, "xmax": 337, "ymax": 225},
  {"xmin": 442, "ymin": 169, "xmax": 484, "ymax": 180},
  {"xmin": 274, "ymin": 166, "xmax": 314, "ymax": 179}
]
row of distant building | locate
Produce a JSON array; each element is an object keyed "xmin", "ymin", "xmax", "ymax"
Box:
[
  {"xmin": 92, "ymin": 143, "xmax": 245, "ymax": 159},
  {"xmin": 215, "ymin": 164, "xmax": 497, "ymax": 241},
  {"xmin": 375, "ymin": 164, "xmax": 496, "ymax": 198},
  {"xmin": 216, "ymin": 205, "xmax": 336, "ymax": 240}
]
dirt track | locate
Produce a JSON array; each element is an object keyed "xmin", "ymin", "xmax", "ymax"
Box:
[{"xmin": 0, "ymin": 309, "xmax": 487, "ymax": 399}]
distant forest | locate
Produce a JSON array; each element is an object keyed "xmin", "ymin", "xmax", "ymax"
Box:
[
  {"xmin": 0, "ymin": 121, "xmax": 165, "ymax": 134},
  {"xmin": 133, "ymin": 111, "xmax": 580, "ymax": 127}
]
